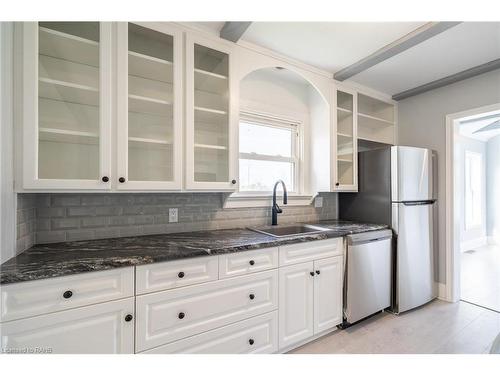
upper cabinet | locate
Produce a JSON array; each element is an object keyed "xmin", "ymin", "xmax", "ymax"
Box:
[
  {"xmin": 116, "ymin": 23, "xmax": 182, "ymax": 190},
  {"xmin": 334, "ymin": 88, "xmax": 358, "ymax": 191},
  {"xmin": 22, "ymin": 22, "xmax": 112, "ymax": 190},
  {"xmin": 185, "ymin": 35, "xmax": 237, "ymax": 191}
]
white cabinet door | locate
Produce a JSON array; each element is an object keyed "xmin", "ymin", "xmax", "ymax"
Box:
[
  {"xmin": 22, "ymin": 22, "xmax": 113, "ymax": 190},
  {"xmin": 313, "ymin": 256, "xmax": 343, "ymax": 335},
  {"xmin": 333, "ymin": 87, "xmax": 358, "ymax": 192},
  {"xmin": 0, "ymin": 298, "xmax": 135, "ymax": 354},
  {"xmin": 116, "ymin": 22, "xmax": 183, "ymax": 190},
  {"xmin": 185, "ymin": 33, "xmax": 237, "ymax": 191},
  {"xmin": 278, "ymin": 262, "xmax": 314, "ymax": 350}
]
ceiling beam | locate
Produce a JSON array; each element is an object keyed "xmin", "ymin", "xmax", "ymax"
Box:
[
  {"xmin": 220, "ymin": 22, "xmax": 252, "ymax": 43},
  {"xmin": 334, "ymin": 22, "xmax": 462, "ymax": 81},
  {"xmin": 392, "ymin": 58, "xmax": 500, "ymax": 101}
]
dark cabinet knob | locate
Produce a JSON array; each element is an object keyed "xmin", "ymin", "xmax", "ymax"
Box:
[
  {"xmin": 124, "ymin": 314, "xmax": 133, "ymax": 322},
  {"xmin": 231, "ymin": 179, "xmax": 237, "ymax": 185},
  {"xmin": 178, "ymin": 312, "xmax": 185, "ymax": 319},
  {"xmin": 249, "ymin": 260, "xmax": 255, "ymax": 266},
  {"xmin": 63, "ymin": 290, "xmax": 73, "ymax": 299},
  {"xmin": 119, "ymin": 177, "xmax": 126, "ymax": 183},
  {"xmin": 335, "ymin": 182, "xmax": 340, "ymax": 186},
  {"xmin": 178, "ymin": 271, "xmax": 185, "ymax": 279},
  {"xmin": 316, "ymin": 270, "xmax": 321, "ymax": 275},
  {"xmin": 309, "ymin": 271, "xmax": 315, "ymax": 277},
  {"xmin": 248, "ymin": 339, "xmax": 255, "ymax": 345},
  {"xmin": 249, "ymin": 293, "xmax": 255, "ymax": 300},
  {"xmin": 101, "ymin": 176, "xmax": 109, "ymax": 182}
]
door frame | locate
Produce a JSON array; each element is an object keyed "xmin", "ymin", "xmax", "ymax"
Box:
[{"xmin": 445, "ymin": 102, "xmax": 500, "ymax": 302}]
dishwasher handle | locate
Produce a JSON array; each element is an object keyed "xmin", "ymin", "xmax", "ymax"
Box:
[{"xmin": 347, "ymin": 229, "xmax": 392, "ymax": 246}]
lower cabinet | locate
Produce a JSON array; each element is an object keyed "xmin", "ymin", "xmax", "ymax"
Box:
[
  {"xmin": 142, "ymin": 311, "xmax": 278, "ymax": 354},
  {"xmin": 279, "ymin": 256, "xmax": 343, "ymax": 351},
  {"xmin": 0, "ymin": 298, "xmax": 135, "ymax": 354}
]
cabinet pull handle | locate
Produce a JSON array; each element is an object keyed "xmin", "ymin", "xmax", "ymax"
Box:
[
  {"xmin": 231, "ymin": 179, "xmax": 237, "ymax": 185},
  {"xmin": 119, "ymin": 177, "xmax": 126, "ymax": 183},
  {"xmin": 178, "ymin": 271, "xmax": 185, "ymax": 279},
  {"xmin": 178, "ymin": 312, "xmax": 185, "ymax": 319},
  {"xmin": 249, "ymin": 293, "xmax": 255, "ymax": 300},
  {"xmin": 101, "ymin": 176, "xmax": 109, "ymax": 182},
  {"xmin": 63, "ymin": 290, "xmax": 73, "ymax": 299},
  {"xmin": 125, "ymin": 314, "xmax": 133, "ymax": 322},
  {"xmin": 316, "ymin": 270, "xmax": 321, "ymax": 275},
  {"xmin": 249, "ymin": 260, "xmax": 255, "ymax": 266},
  {"xmin": 249, "ymin": 339, "xmax": 255, "ymax": 345},
  {"xmin": 335, "ymin": 182, "xmax": 340, "ymax": 186},
  {"xmin": 309, "ymin": 271, "xmax": 315, "ymax": 277}
]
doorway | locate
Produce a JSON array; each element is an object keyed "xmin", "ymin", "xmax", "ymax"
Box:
[{"xmin": 446, "ymin": 104, "xmax": 500, "ymax": 312}]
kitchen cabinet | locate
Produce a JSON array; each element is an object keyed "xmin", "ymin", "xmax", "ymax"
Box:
[
  {"xmin": 0, "ymin": 298, "xmax": 135, "ymax": 354},
  {"xmin": 185, "ymin": 34, "xmax": 237, "ymax": 190},
  {"xmin": 334, "ymin": 87, "xmax": 358, "ymax": 192},
  {"xmin": 21, "ymin": 22, "xmax": 113, "ymax": 190},
  {"xmin": 278, "ymin": 256, "xmax": 343, "ymax": 351},
  {"xmin": 116, "ymin": 22, "xmax": 183, "ymax": 190}
]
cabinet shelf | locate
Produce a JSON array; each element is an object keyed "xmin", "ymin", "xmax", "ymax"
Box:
[
  {"xmin": 358, "ymin": 112, "xmax": 394, "ymax": 127},
  {"xmin": 337, "ymin": 132, "xmax": 353, "ymax": 138},
  {"xmin": 194, "ymin": 143, "xmax": 228, "ymax": 150},
  {"xmin": 129, "ymin": 137, "xmax": 172, "ymax": 150},
  {"xmin": 39, "ymin": 26, "xmax": 99, "ymax": 67},
  {"xmin": 337, "ymin": 107, "xmax": 353, "ymax": 114},
  {"xmin": 39, "ymin": 127, "xmax": 99, "ymax": 145},
  {"xmin": 129, "ymin": 94, "xmax": 173, "ymax": 116},
  {"xmin": 39, "ymin": 77, "xmax": 99, "ymax": 107},
  {"xmin": 194, "ymin": 68, "xmax": 228, "ymax": 94},
  {"xmin": 128, "ymin": 51, "xmax": 173, "ymax": 84}
]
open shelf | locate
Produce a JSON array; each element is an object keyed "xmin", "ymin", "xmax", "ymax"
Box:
[
  {"xmin": 358, "ymin": 112, "xmax": 394, "ymax": 127},
  {"xmin": 128, "ymin": 51, "xmax": 173, "ymax": 84}
]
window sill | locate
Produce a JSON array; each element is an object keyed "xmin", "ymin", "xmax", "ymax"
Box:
[{"xmin": 223, "ymin": 193, "xmax": 315, "ymax": 209}]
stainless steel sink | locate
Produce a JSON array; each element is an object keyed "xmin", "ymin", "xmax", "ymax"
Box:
[{"xmin": 250, "ymin": 224, "xmax": 330, "ymax": 238}]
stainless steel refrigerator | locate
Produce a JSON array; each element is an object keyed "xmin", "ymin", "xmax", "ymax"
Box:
[{"xmin": 339, "ymin": 146, "xmax": 437, "ymax": 314}]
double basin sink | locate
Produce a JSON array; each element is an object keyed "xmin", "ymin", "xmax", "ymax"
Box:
[{"xmin": 250, "ymin": 224, "xmax": 331, "ymax": 238}]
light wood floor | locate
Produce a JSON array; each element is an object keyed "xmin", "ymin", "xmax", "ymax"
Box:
[{"xmin": 290, "ymin": 300, "xmax": 500, "ymax": 354}]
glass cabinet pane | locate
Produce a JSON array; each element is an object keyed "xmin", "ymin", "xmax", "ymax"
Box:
[
  {"xmin": 336, "ymin": 90, "xmax": 354, "ymax": 186},
  {"xmin": 38, "ymin": 22, "xmax": 100, "ymax": 180},
  {"xmin": 193, "ymin": 44, "xmax": 229, "ymax": 183},
  {"xmin": 127, "ymin": 23, "xmax": 174, "ymax": 182}
]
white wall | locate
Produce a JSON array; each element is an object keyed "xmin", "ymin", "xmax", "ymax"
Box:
[
  {"xmin": 397, "ymin": 69, "xmax": 500, "ymax": 283},
  {"xmin": 487, "ymin": 133, "xmax": 500, "ymax": 243},
  {"xmin": 455, "ymin": 135, "xmax": 487, "ymax": 250}
]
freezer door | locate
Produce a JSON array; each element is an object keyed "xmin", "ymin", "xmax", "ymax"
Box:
[
  {"xmin": 392, "ymin": 202, "xmax": 437, "ymax": 313},
  {"xmin": 391, "ymin": 146, "xmax": 433, "ymax": 202}
]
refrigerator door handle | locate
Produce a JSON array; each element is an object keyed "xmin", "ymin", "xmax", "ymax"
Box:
[{"xmin": 401, "ymin": 200, "xmax": 436, "ymax": 206}]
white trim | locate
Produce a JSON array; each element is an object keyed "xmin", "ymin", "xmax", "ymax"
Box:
[
  {"xmin": 437, "ymin": 282, "xmax": 448, "ymax": 301},
  {"xmin": 445, "ymin": 102, "xmax": 500, "ymax": 303},
  {"xmin": 460, "ymin": 237, "xmax": 488, "ymax": 252}
]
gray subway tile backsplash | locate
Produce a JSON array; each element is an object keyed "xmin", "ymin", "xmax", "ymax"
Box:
[{"xmin": 15, "ymin": 192, "xmax": 338, "ymax": 252}]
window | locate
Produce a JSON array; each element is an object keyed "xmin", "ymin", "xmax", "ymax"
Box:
[
  {"xmin": 239, "ymin": 113, "xmax": 300, "ymax": 193},
  {"xmin": 464, "ymin": 151, "xmax": 483, "ymax": 229}
]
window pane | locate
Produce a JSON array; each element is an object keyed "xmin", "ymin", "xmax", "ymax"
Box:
[
  {"xmin": 239, "ymin": 122, "xmax": 293, "ymax": 157},
  {"xmin": 465, "ymin": 151, "xmax": 482, "ymax": 229},
  {"xmin": 239, "ymin": 159, "xmax": 294, "ymax": 191}
]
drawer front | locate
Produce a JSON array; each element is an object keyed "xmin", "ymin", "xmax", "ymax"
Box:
[
  {"xmin": 142, "ymin": 311, "xmax": 278, "ymax": 354},
  {"xmin": 218, "ymin": 248, "xmax": 278, "ymax": 279},
  {"xmin": 0, "ymin": 297, "xmax": 135, "ymax": 354},
  {"xmin": 136, "ymin": 269, "xmax": 278, "ymax": 352},
  {"xmin": 279, "ymin": 238, "xmax": 343, "ymax": 266},
  {"xmin": 0, "ymin": 267, "xmax": 134, "ymax": 322},
  {"xmin": 136, "ymin": 256, "xmax": 218, "ymax": 295}
]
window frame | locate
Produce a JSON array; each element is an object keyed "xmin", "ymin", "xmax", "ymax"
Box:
[{"xmin": 238, "ymin": 111, "xmax": 302, "ymax": 195}]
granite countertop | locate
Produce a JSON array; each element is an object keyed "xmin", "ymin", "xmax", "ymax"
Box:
[{"xmin": 0, "ymin": 220, "xmax": 389, "ymax": 285}]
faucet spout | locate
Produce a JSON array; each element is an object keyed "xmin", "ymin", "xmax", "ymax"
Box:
[{"xmin": 272, "ymin": 180, "xmax": 288, "ymax": 226}]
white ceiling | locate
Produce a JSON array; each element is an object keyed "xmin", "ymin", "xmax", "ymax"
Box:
[
  {"xmin": 459, "ymin": 113, "xmax": 500, "ymax": 142},
  {"xmin": 187, "ymin": 21, "xmax": 500, "ymax": 97}
]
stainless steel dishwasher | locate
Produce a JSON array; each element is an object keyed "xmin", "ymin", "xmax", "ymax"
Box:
[{"xmin": 340, "ymin": 229, "xmax": 393, "ymax": 328}]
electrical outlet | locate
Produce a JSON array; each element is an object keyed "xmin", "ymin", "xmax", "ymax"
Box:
[
  {"xmin": 314, "ymin": 196, "xmax": 323, "ymax": 208},
  {"xmin": 169, "ymin": 208, "xmax": 178, "ymax": 223}
]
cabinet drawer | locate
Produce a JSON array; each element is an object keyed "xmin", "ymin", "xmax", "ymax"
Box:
[
  {"xmin": 218, "ymin": 248, "xmax": 278, "ymax": 279},
  {"xmin": 279, "ymin": 238, "xmax": 343, "ymax": 266},
  {"xmin": 0, "ymin": 267, "xmax": 134, "ymax": 322},
  {"xmin": 142, "ymin": 311, "xmax": 278, "ymax": 354},
  {"xmin": 136, "ymin": 256, "xmax": 218, "ymax": 295},
  {"xmin": 136, "ymin": 269, "xmax": 278, "ymax": 352},
  {"xmin": 0, "ymin": 297, "xmax": 135, "ymax": 354}
]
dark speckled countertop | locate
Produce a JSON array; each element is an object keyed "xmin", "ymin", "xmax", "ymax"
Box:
[{"xmin": 0, "ymin": 220, "xmax": 389, "ymax": 285}]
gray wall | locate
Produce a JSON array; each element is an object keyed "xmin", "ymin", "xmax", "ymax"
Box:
[
  {"xmin": 15, "ymin": 192, "xmax": 338, "ymax": 250},
  {"xmin": 397, "ymin": 69, "xmax": 500, "ymax": 283},
  {"xmin": 487, "ymin": 134, "xmax": 500, "ymax": 241}
]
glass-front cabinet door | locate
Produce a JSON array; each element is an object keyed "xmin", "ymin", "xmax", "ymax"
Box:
[
  {"xmin": 334, "ymin": 88, "xmax": 358, "ymax": 191},
  {"xmin": 22, "ymin": 22, "xmax": 112, "ymax": 189},
  {"xmin": 185, "ymin": 34, "xmax": 237, "ymax": 190},
  {"xmin": 116, "ymin": 23, "xmax": 182, "ymax": 190}
]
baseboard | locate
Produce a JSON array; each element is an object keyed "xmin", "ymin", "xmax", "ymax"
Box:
[
  {"xmin": 437, "ymin": 282, "xmax": 449, "ymax": 301},
  {"xmin": 460, "ymin": 237, "xmax": 488, "ymax": 252}
]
